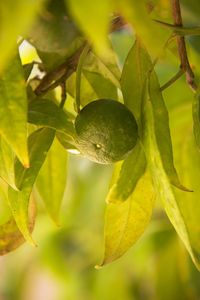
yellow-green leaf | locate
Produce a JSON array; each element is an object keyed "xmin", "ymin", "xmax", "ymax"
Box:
[
  {"xmin": 0, "ymin": 0, "xmax": 44, "ymax": 73},
  {"xmin": 0, "ymin": 53, "xmax": 28, "ymax": 166},
  {"xmin": 98, "ymin": 172, "xmax": 154, "ymax": 267},
  {"xmin": 148, "ymin": 71, "xmax": 189, "ymax": 191},
  {"xmin": 0, "ymin": 137, "xmax": 17, "ymax": 190},
  {"xmin": 66, "ymin": 0, "xmax": 112, "ymax": 54},
  {"xmin": 106, "ymin": 141, "xmax": 146, "ymax": 203},
  {"xmin": 36, "ymin": 138, "xmax": 68, "ymax": 224},
  {"xmin": 193, "ymin": 92, "xmax": 200, "ymax": 150},
  {"xmin": 121, "ymin": 39, "xmax": 152, "ymax": 123},
  {"xmin": 142, "ymin": 100, "xmax": 200, "ymax": 270},
  {"xmin": 8, "ymin": 128, "xmax": 55, "ymax": 244}
]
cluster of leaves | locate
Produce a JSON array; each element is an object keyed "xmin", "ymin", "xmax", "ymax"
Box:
[{"xmin": 1, "ymin": 0, "xmax": 200, "ymax": 270}]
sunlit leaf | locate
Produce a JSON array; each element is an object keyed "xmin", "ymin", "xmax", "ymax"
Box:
[
  {"xmin": 0, "ymin": 0, "xmax": 44, "ymax": 73},
  {"xmin": 36, "ymin": 138, "xmax": 68, "ymax": 224},
  {"xmin": 121, "ymin": 39, "xmax": 152, "ymax": 123},
  {"xmin": 142, "ymin": 99, "xmax": 200, "ymax": 270},
  {"xmin": 8, "ymin": 128, "xmax": 55, "ymax": 244},
  {"xmin": 66, "ymin": 0, "xmax": 112, "ymax": 54},
  {"xmin": 106, "ymin": 142, "xmax": 146, "ymax": 203},
  {"xmin": 98, "ymin": 172, "xmax": 154, "ymax": 267},
  {"xmin": 0, "ymin": 137, "xmax": 17, "ymax": 190},
  {"xmin": 0, "ymin": 53, "xmax": 28, "ymax": 166},
  {"xmin": 149, "ymin": 70, "xmax": 189, "ymax": 191}
]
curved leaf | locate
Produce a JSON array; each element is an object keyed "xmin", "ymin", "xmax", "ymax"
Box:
[
  {"xmin": 193, "ymin": 92, "xmax": 200, "ymax": 150},
  {"xmin": 98, "ymin": 172, "xmax": 154, "ymax": 267},
  {"xmin": 8, "ymin": 128, "xmax": 55, "ymax": 244},
  {"xmin": 148, "ymin": 71, "xmax": 189, "ymax": 192},
  {"xmin": 36, "ymin": 138, "xmax": 68, "ymax": 224},
  {"xmin": 142, "ymin": 100, "xmax": 200, "ymax": 270}
]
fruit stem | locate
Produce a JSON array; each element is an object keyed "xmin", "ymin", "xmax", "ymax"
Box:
[{"xmin": 75, "ymin": 44, "xmax": 90, "ymax": 113}]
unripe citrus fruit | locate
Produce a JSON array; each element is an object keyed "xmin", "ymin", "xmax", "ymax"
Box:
[{"xmin": 75, "ymin": 99, "xmax": 138, "ymax": 164}]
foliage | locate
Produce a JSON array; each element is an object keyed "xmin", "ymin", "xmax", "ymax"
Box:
[{"xmin": 1, "ymin": 0, "xmax": 200, "ymax": 284}]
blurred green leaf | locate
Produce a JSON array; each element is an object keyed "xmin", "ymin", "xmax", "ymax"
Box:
[
  {"xmin": 0, "ymin": 180, "xmax": 12, "ymax": 225},
  {"xmin": 0, "ymin": 137, "xmax": 17, "ymax": 190},
  {"xmin": 149, "ymin": 70, "xmax": 189, "ymax": 191},
  {"xmin": 0, "ymin": 0, "xmax": 44, "ymax": 73},
  {"xmin": 8, "ymin": 128, "xmax": 55, "ymax": 244},
  {"xmin": 142, "ymin": 99, "xmax": 200, "ymax": 270},
  {"xmin": 154, "ymin": 19, "xmax": 200, "ymax": 36},
  {"xmin": 121, "ymin": 39, "xmax": 152, "ymax": 123},
  {"xmin": 36, "ymin": 138, "xmax": 68, "ymax": 224},
  {"xmin": 66, "ymin": 0, "xmax": 111, "ymax": 54},
  {"xmin": 28, "ymin": 99, "xmax": 76, "ymax": 139},
  {"xmin": 115, "ymin": 0, "xmax": 169, "ymax": 56},
  {"xmin": 193, "ymin": 92, "xmax": 200, "ymax": 150},
  {"xmin": 0, "ymin": 53, "xmax": 28, "ymax": 166},
  {"xmin": 99, "ymin": 172, "xmax": 154, "ymax": 266},
  {"xmin": 0, "ymin": 198, "xmax": 36, "ymax": 255},
  {"xmin": 28, "ymin": 0, "xmax": 80, "ymax": 56},
  {"xmin": 106, "ymin": 142, "xmax": 146, "ymax": 203}
]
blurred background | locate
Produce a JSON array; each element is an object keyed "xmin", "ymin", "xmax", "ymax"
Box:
[{"xmin": 1, "ymin": 0, "xmax": 200, "ymax": 299}]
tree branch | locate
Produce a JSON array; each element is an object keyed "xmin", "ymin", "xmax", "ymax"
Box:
[{"xmin": 171, "ymin": 0, "xmax": 197, "ymax": 91}]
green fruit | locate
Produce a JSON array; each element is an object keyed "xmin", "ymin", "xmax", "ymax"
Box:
[{"xmin": 75, "ymin": 99, "xmax": 138, "ymax": 164}]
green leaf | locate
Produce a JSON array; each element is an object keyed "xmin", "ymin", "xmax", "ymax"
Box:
[
  {"xmin": 154, "ymin": 19, "xmax": 200, "ymax": 36},
  {"xmin": 106, "ymin": 142, "xmax": 146, "ymax": 203},
  {"xmin": 56, "ymin": 132, "xmax": 80, "ymax": 153},
  {"xmin": 142, "ymin": 99, "xmax": 200, "ymax": 270},
  {"xmin": 148, "ymin": 70, "xmax": 189, "ymax": 191},
  {"xmin": 8, "ymin": 128, "xmax": 55, "ymax": 244},
  {"xmin": 0, "ymin": 137, "xmax": 17, "ymax": 190},
  {"xmin": 66, "ymin": 0, "xmax": 112, "ymax": 54},
  {"xmin": 0, "ymin": 198, "xmax": 36, "ymax": 255},
  {"xmin": 28, "ymin": 99, "xmax": 76, "ymax": 139},
  {"xmin": 36, "ymin": 138, "xmax": 68, "ymax": 224},
  {"xmin": 193, "ymin": 92, "xmax": 200, "ymax": 150},
  {"xmin": 115, "ymin": 0, "xmax": 169, "ymax": 56},
  {"xmin": 121, "ymin": 39, "xmax": 152, "ymax": 123},
  {"xmin": 0, "ymin": 53, "xmax": 29, "ymax": 166},
  {"xmin": 98, "ymin": 172, "xmax": 154, "ymax": 267},
  {"xmin": 0, "ymin": 0, "xmax": 44, "ymax": 73}
]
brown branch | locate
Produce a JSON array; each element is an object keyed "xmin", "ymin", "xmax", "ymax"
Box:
[{"xmin": 171, "ymin": 0, "xmax": 197, "ymax": 91}]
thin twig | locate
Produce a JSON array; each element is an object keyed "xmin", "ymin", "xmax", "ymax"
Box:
[
  {"xmin": 60, "ymin": 82, "xmax": 67, "ymax": 108},
  {"xmin": 171, "ymin": 0, "xmax": 197, "ymax": 91},
  {"xmin": 160, "ymin": 69, "xmax": 184, "ymax": 91}
]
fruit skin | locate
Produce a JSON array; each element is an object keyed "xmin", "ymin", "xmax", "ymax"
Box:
[{"xmin": 75, "ymin": 99, "xmax": 138, "ymax": 164}]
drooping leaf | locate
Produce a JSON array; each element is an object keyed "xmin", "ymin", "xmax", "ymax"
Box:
[
  {"xmin": 98, "ymin": 172, "xmax": 154, "ymax": 267},
  {"xmin": 8, "ymin": 128, "xmax": 55, "ymax": 244},
  {"xmin": 56, "ymin": 132, "xmax": 80, "ymax": 153},
  {"xmin": 28, "ymin": 99, "xmax": 76, "ymax": 139},
  {"xmin": 121, "ymin": 39, "xmax": 152, "ymax": 123},
  {"xmin": 0, "ymin": 0, "xmax": 44, "ymax": 73},
  {"xmin": 142, "ymin": 99, "xmax": 200, "ymax": 270},
  {"xmin": 171, "ymin": 104, "xmax": 200, "ymax": 271},
  {"xmin": 106, "ymin": 141, "xmax": 146, "ymax": 203},
  {"xmin": 193, "ymin": 92, "xmax": 200, "ymax": 150},
  {"xmin": 36, "ymin": 138, "xmax": 68, "ymax": 224},
  {"xmin": 66, "ymin": 0, "xmax": 112, "ymax": 54},
  {"xmin": 0, "ymin": 53, "xmax": 29, "ymax": 166},
  {"xmin": 0, "ymin": 198, "xmax": 36, "ymax": 255},
  {"xmin": 148, "ymin": 70, "xmax": 189, "ymax": 191},
  {"xmin": 0, "ymin": 137, "xmax": 17, "ymax": 190}
]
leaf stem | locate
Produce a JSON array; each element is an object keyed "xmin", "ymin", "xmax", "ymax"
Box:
[
  {"xmin": 160, "ymin": 69, "xmax": 184, "ymax": 92},
  {"xmin": 75, "ymin": 44, "xmax": 90, "ymax": 113},
  {"xmin": 60, "ymin": 82, "xmax": 67, "ymax": 108},
  {"xmin": 171, "ymin": 0, "xmax": 197, "ymax": 92}
]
